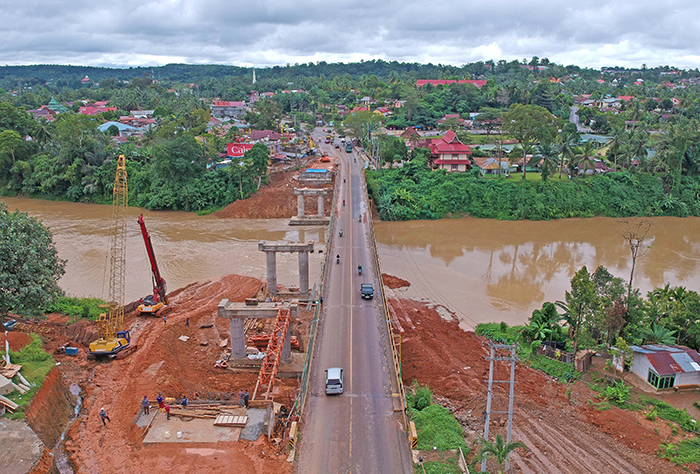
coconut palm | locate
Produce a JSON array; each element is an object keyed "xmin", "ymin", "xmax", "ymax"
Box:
[
  {"xmin": 472, "ymin": 434, "xmax": 526, "ymax": 474},
  {"xmin": 642, "ymin": 324, "xmax": 676, "ymax": 345},
  {"xmin": 537, "ymin": 139, "xmax": 559, "ymax": 181},
  {"xmin": 558, "ymin": 132, "xmax": 576, "ymax": 178},
  {"xmin": 570, "ymin": 141, "xmax": 596, "ymax": 177}
]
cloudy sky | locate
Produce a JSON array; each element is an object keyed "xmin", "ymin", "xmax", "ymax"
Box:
[{"xmin": 2, "ymin": 0, "xmax": 700, "ymax": 70}]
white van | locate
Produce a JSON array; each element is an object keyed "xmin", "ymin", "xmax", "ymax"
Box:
[{"xmin": 325, "ymin": 367, "xmax": 344, "ymax": 395}]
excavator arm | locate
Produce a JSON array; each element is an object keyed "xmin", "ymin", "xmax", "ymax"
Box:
[{"xmin": 137, "ymin": 214, "xmax": 168, "ymax": 314}]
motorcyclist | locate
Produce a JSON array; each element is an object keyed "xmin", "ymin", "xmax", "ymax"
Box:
[
  {"xmin": 358, "ymin": 265, "xmax": 363, "ymax": 275},
  {"xmin": 358, "ymin": 215, "xmax": 361, "ymax": 222},
  {"xmin": 339, "ymin": 229, "xmax": 343, "ymax": 237},
  {"xmin": 336, "ymin": 254, "xmax": 340, "ymax": 264},
  {"xmin": 343, "ymin": 200, "xmax": 345, "ymax": 206}
]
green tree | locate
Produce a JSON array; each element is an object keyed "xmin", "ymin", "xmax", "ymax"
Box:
[
  {"xmin": 246, "ymin": 99, "xmax": 283, "ymax": 130},
  {"xmin": 472, "ymin": 434, "xmax": 526, "ymax": 474},
  {"xmin": 556, "ymin": 266, "xmax": 597, "ymax": 359},
  {"xmin": 0, "ymin": 130, "xmax": 23, "ymax": 164},
  {"xmin": 502, "ymin": 104, "xmax": 558, "ymax": 178},
  {"xmin": 0, "ymin": 203, "xmax": 66, "ymax": 324},
  {"xmin": 537, "ymin": 139, "xmax": 559, "ymax": 181},
  {"xmin": 245, "ymin": 142, "xmax": 270, "ymax": 178}
]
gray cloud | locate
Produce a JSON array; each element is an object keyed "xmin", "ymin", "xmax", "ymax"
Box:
[{"xmin": 0, "ymin": 0, "xmax": 699, "ymax": 68}]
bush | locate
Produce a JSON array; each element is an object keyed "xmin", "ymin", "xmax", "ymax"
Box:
[
  {"xmin": 602, "ymin": 380, "xmax": 631, "ymax": 404},
  {"xmin": 5, "ymin": 334, "xmax": 55, "ymax": 419},
  {"xmin": 407, "ymin": 381, "xmax": 432, "ymax": 411},
  {"xmin": 46, "ymin": 296, "xmax": 107, "ymax": 321},
  {"xmin": 658, "ymin": 438, "xmax": 700, "ymax": 465},
  {"xmin": 639, "ymin": 395, "xmax": 699, "ymax": 433},
  {"xmin": 529, "ymin": 355, "xmax": 581, "ymax": 383},
  {"xmin": 409, "ymin": 404, "xmax": 469, "ymax": 452},
  {"xmin": 475, "ymin": 322, "xmax": 523, "ymax": 344}
]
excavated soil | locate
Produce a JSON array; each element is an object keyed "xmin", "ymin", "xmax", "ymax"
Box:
[
  {"xmin": 381, "ymin": 273, "xmax": 410, "ymax": 289},
  {"xmin": 19, "ymin": 274, "xmax": 298, "ymax": 474},
  {"xmin": 1, "ymin": 331, "xmax": 32, "ymax": 351},
  {"xmin": 216, "ymin": 159, "xmax": 336, "ymax": 219},
  {"xmin": 388, "ymin": 296, "xmax": 692, "ymax": 474}
]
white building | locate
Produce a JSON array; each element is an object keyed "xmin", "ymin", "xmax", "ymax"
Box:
[{"xmin": 629, "ymin": 345, "xmax": 700, "ymax": 390}]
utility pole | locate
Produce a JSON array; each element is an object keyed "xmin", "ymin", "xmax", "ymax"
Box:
[{"xmin": 482, "ymin": 342, "xmax": 518, "ymax": 472}]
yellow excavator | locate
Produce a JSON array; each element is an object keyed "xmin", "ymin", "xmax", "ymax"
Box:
[{"xmin": 89, "ymin": 155, "xmax": 131, "ymax": 358}]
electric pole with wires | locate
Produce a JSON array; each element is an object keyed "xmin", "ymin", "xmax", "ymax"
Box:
[{"xmin": 482, "ymin": 342, "xmax": 518, "ymax": 472}]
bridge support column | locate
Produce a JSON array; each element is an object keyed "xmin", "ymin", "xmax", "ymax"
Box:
[
  {"xmin": 297, "ymin": 194, "xmax": 305, "ymax": 218},
  {"xmin": 317, "ymin": 195, "xmax": 325, "ymax": 217},
  {"xmin": 298, "ymin": 250, "xmax": 309, "ymax": 293},
  {"xmin": 229, "ymin": 318, "xmax": 246, "ymax": 358},
  {"xmin": 265, "ymin": 251, "xmax": 277, "ymax": 293}
]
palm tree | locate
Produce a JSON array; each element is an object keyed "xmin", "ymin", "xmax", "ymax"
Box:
[
  {"xmin": 537, "ymin": 140, "xmax": 559, "ymax": 181},
  {"xmin": 472, "ymin": 434, "xmax": 526, "ymax": 474},
  {"xmin": 558, "ymin": 132, "xmax": 576, "ymax": 178},
  {"xmin": 642, "ymin": 324, "xmax": 676, "ymax": 345},
  {"xmin": 571, "ymin": 141, "xmax": 596, "ymax": 177}
]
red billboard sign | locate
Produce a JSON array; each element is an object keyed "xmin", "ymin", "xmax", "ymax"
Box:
[{"xmin": 227, "ymin": 143, "xmax": 253, "ymax": 157}]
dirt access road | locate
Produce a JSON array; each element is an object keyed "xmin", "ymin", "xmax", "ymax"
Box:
[{"xmin": 384, "ymin": 275, "xmax": 693, "ymax": 474}]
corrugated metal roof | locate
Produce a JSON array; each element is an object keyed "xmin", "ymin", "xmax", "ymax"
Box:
[
  {"xmin": 633, "ymin": 344, "xmax": 700, "ymax": 376},
  {"xmin": 647, "ymin": 353, "xmax": 683, "ymax": 376},
  {"xmin": 670, "ymin": 352, "xmax": 700, "ymax": 373}
]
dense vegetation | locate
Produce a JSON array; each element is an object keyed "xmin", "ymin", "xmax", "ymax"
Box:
[
  {"xmin": 3, "ymin": 58, "xmax": 700, "ymax": 215},
  {"xmin": 5, "ymin": 334, "xmax": 55, "ymax": 419},
  {"xmin": 367, "ymin": 153, "xmax": 700, "ymax": 220}
]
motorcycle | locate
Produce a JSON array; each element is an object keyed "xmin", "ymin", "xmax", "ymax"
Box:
[
  {"xmin": 336, "ymin": 254, "xmax": 340, "ymax": 264},
  {"xmin": 339, "ymin": 229, "xmax": 343, "ymax": 237},
  {"xmin": 358, "ymin": 215, "xmax": 362, "ymax": 222},
  {"xmin": 358, "ymin": 266, "xmax": 363, "ymax": 275}
]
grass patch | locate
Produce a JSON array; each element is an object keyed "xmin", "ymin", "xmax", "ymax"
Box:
[
  {"xmin": 4, "ymin": 334, "xmax": 55, "ymax": 419},
  {"xmin": 196, "ymin": 206, "xmax": 224, "ymax": 216},
  {"xmin": 414, "ymin": 455, "xmax": 462, "ymax": 474},
  {"xmin": 658, "ymin": 438, "xmax": 700, "ymax": 465},
  {"xmin": 46, "ymin": 296, "xmax": 107, "ymax": 321},
  {"xmin": 638, "ymin": 395, "xmax": 699, "ymax": 433},
  {"xmin": 475, "ymin": 322, "xmax": 523, "ymax": 344},
  {"xmin": 410, "ymin": 404, "xmax": 469, "ymax": 452},
  {"xmin": 528, "ymin": 355, "xmax": 581, "ymax": 383}
]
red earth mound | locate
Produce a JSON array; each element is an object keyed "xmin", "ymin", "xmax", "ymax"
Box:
[
  {"xmin": 382, "ymin": 273, "xmax": 410, "ymax": 289},
  {"xmin": 388, "ymin": 297, "xmax": 688, "ymax": 474},
  {"xmin": 216, "ymin": 161, "xmax": 335, "ymax": 219}
]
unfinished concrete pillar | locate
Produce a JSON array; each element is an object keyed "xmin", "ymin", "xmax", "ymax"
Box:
[
  {"xmin": 229, "ymin": 318, "xmax": 246, "ymax": 359},
  {"xmin": 317, "ymin": 195, "xmax": 325, "ymax": 217},
  {"xmin": 297, "ymin": 194, "xmax": 305, "ymax": 217},
  {"xmin": 266, "ymin": 251, "xmax": 277, "ymax": 293},
  {"xmin": 298, "ymin": 251, "xmax": 309, "ymax": 294},
  {"xmin": 282, "ymin": 325, "xmax": 292, "ymax": 360}
]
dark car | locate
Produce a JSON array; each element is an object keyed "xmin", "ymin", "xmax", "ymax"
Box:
[{"xmin": 360, "ymin": 283, "xmax": 374, "ymax": 300}]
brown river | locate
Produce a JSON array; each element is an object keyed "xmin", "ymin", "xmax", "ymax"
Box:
[{"xmin": 4, "ymin": 197, "xmax": 700, "ymax": 329}]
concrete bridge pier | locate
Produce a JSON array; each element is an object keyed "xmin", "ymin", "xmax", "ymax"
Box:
[
  {"xmin": 218, "ymin": 300, "xmax": 298, "ymax": 359},
  {"xmin": 258, "ymin": 241, "xmax": 314, "ymax": 294},
  {"xmin": 290, "ymin": 188, "xmax": 330, "ymax": 225}
]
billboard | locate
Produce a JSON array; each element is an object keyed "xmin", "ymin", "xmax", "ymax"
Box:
[{"xmin": 227, "ymin": 143, "xmax": 253, "ymax": 157}]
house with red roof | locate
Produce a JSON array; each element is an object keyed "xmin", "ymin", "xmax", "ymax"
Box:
[
  {"xmin": 437, "ymin": 114, "xmax": 466, "ymax": 127},
  {"xmin": 79, "ymin": 105, "xmax": 117, "ymax": 115},
  {"xmin": 627, "ymin": 344, "xmax": 700, "ymax": 390},
  {"xmin": 428, "ymin": 130, "xmax": 472, "ymax": 172}
]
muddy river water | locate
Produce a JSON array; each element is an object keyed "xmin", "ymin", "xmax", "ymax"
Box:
[{"xmin": 4, "ymin": 197, "xmax": 700, "ymax": 329}]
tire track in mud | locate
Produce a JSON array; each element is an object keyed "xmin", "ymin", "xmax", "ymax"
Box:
[{"xmin": 511, "ymin": 410, "xmax": 685, "ymax": 474}]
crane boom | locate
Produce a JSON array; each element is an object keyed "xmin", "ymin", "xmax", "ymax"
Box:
[
  {"xmin": 89, "ymin": 154, "xmax": 130, "ymax": 357},
  {"xmin": 137, "ymin": 214, "xmax": 168, "ymax": 314}
]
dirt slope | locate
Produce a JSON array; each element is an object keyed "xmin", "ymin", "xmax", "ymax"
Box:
[
  {"xmin": 59, "ymin": 274, "xmax": 294, "ymax": 474},
  {"xmin": 388, "ymin": 296, "xmax": 689, "ymax": 474}
]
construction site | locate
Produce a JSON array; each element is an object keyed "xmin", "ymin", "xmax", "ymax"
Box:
[{"xmin": 1, "ymin": 146, "xmax": 699, "ymax": 474}]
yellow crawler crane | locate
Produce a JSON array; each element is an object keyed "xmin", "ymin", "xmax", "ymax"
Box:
[{"xmin": 89, "ymin": 155, "xmax": 131, "ymax": 357}]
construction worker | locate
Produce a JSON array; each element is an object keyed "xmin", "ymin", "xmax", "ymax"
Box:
[
  {"xmin": 99, "ymin": 407, "xmax": 111, "ymax": 426},
  {"xmin": 141, "ymin": 395, "xmax": 150, "ymax": 415},
  {"xmin": 238, "ymin": 389, "xmax": 244, "ymax": 407},
  {"xmin": 244, "ymin": 390, "xmax": 249, "ymax": 408},
  {"xmin": 181, "ymin": 395, "xmax": 188, "ymax": 408},
  {"xmin": 165, "ymin": 404, "xmax": 171, "ymax": 420},
  {"xmin": 157, "ymin": 393, "xmax": 164, "ymax": 411}
]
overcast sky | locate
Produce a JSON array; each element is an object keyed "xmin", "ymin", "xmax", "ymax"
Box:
[{"xmin": 2, "ymin": 0, "xmax": 700, "ymax": 70}]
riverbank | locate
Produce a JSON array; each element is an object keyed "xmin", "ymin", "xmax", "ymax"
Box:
[{"xmin": 386, "ymin": 293, "xmax": 693, "ymax": 473}]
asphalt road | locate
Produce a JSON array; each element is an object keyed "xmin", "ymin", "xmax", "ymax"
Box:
[{"xmin": 296, "ymin": 129, "xmax": 413, "ymax": 474}]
